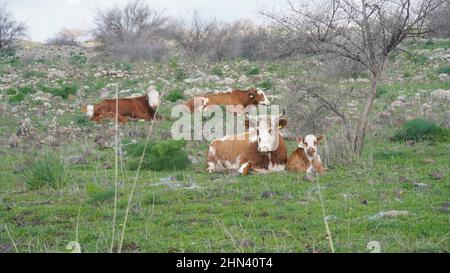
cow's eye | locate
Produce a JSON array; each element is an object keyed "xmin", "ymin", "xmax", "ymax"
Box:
[
  {"xmin": 314, "ymin": 141, "xmax": 317, "ymax": 145},
  {"xmin": 305, "ymin": 143, "xmax": 308, "ymax": 147},
  {"xmin": 269, "ymin": 129, "xmax": 273, "ymax": 134}
]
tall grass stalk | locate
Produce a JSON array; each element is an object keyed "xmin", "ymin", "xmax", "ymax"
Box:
[
  {"xmin": 117, "ymin": 99, "xmax": 159, "ymax": 253},
  {"xmin": 110, "ymin": 84, "xmax": 119, "ymax": 253},
  {"xmin": 315, "ymin": 174, "xmax": 335, "ymax": 253}
]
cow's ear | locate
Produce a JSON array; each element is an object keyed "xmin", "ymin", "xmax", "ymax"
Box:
[
  {"xmin": 317, "ymin": 135, "xmax": 325, "ymax": 145},
  {"xmin": 278, "ymin": 118, "xmax": 288, "ymax": 129},
  {"xmin": 296, "ymin": 135, "xmax": 305, "ymax": 148}
]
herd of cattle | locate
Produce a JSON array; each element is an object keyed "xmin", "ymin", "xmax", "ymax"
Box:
[{"xmin": 81, "ymin": 86, "xmax": 326, "ymax": 176}]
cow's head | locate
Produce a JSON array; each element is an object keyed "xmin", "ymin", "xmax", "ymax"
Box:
[
  {"xmin": 251, "ymin": 116, "xmax": 288, "ymax": 153},
  {"xmin": 81, "ymin": 104, "xmax": 94, "ymax": 118},
  {"xmin": 296, "ymin": 134, "xmax": 325, "ymax": 158},
  {"xmin": 147, "ymin": 86, "xmax": 160, "ymax": 109},
  {"xmin": 246, "ymin": 88, "xmax": 270, "ymax": 106}
]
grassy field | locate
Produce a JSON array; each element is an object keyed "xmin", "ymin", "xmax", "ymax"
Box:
[{"xmin": 0, "ymin": 40, "xmax": 449, "ymax": 253}]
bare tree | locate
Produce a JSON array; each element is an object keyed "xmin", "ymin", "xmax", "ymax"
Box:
[
  {"xmin": 93, "ymin": 0, "xmax": 169, "ymax": 61},
  {"xmin": 428, "ymin": 0, "xmax": 450, "ymax": 37},
  {"xmin": 0, "ymin": 4, "xmax": 27, "ymax": 50},
  {"xmin": 46, "ymin": 28, "xmax": 85, "ymax": 46},
  {"xmin": 262, "ymin": 0, "xmax": 445, "ymax": 154},
  {"xmin": 173, "ymin": 10, "xmax": 217, "ymax": 61}
]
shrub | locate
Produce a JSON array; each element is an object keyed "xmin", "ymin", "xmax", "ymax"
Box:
[
  {"xmin": 22, "ymin": 155, "xmax": 71, "ymax": 190},
  {"xmin": 257, "ymin": 79, "xmax": 273, "ymax": 90},
  {"xmin": 211, "ymin": 66, "xmax": 223, "ymax": 77},
  {"xmin": 393, "ymin": 119, "xmax": 450, "ymax": 142},
  {"xmin": 86, "ymin": 182, "xmax": 115, "ymax": 204},
  {"xmin": 246, "ymin": 66, "xmax": 260, "ymax": 76},
  {"xmin": 125, "ymin": 140, "xmax": 191, "ymax": 171},
  {"xmin": 437, "ymin": 66, "xmax": 450, "ymax": 75},
  {"xmin": 69, "ymin": 52, "xmax": 87, "ymax": 65},
  {"xmin": 165, "ymin": 89, "xmax": 185, "ymax": 102},
  {"xmin": 44, "ymin": 84, "xmax": 78, "ymax": 99},
  {"xmin": 376, "ymin": 85, "xmax": 389, "ymax": 98}
]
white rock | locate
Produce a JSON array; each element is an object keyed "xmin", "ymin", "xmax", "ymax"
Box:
[
  {"xmin": 431, "ymin": 89, "xmax": 450, "ymax": 101},
  {"xmin": 390, "ymin": 100, "xmax": 407, "ymax": 108},
  {"xmin": 56, "ymin": 109, "xmax": 65, "ymax": 116}
]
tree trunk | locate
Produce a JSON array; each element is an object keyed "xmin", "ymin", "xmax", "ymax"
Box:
[{"xmin": 353, "ymin": 70, "xmax": 382, "ymax": 155}]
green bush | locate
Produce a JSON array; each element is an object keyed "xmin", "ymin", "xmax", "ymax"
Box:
[
  {"xmin": 211, "ymin": 66, "xmax": 223, "ymax": 77},
  {"xmin": 393, "ymin": 119, "xmax": 450, "ymax": 142},
  {"xmin": 86, "ymin": 182, "xmax": 115, "ymax": 204},
  {"xmin": 166, "ymin": 89, "xmax": 185, "ymax": 102},
  {"xmin": 22, "ymin": 155, "xmax": 71, "ymax": 190},
  {"xmin": 69, "ymin": 52, "xmax": 87, "ymax": 65},
  {"xmin": 437, "ymin": 66, "xmax": 450, "ymax": 75},
  {"xmin": 44, "ymin": 84, "xmax": 78, "ymax": 99},
  {"xmin": 246, "ymin": 66, "xmax": 260, "ymax": 76},
  {"xmin": 376, "ymin": 85, "xmax": 389, "ymax": 98},
  {"xmin": 125, "ymin": 140, "xmax": 191, "ymax": 171},
  {"xmin": 257, "ymin": 79, "xmax": 273, "ymax": 90}
]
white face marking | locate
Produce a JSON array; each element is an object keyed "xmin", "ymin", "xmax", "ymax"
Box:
[
  {"xmin": 255, "ymin": 116, "xmax": 279, "ymax": 153},
  {"xmin": 257, "ymin": 89, "xmax": 270, "ymax": 105},
  {"xmin": 299, "ymin": 134, "xmax": 319, "ymax": 160},
  {"xmin": 147, "ymin": 88, "xmax": 160, "ymax": 109},
  {"xmin": 86, "ymin": 105, "xmax": 94, "ymax": 118}
]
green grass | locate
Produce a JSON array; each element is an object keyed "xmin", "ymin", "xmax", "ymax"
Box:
[
  {"xmin": 21, "ymin": 155, "xmax": 72, "ymax": 190},
  {"xmin": 437, "ymin": 66, "xmax": 450, "ymax": 75},
  {"xmin": 86, "ymin": 182, "xmax": 115, "ymax": 204},
  {"xmin": 405, "ymin": 39, "xmax": 450, "ymax": 51},
  {"xmin": 376, "ymin": 81, "xmax": 450, "ymax": 99},
  {"xmin": 23, "ymin": 70, "xmax": 47, "ymax": 78},
  {"xmin": 0, "ymin": 141, "xmax": 448, "ymax": 252}
]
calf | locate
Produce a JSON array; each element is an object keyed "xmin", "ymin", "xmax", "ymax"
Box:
[
  {"xmin": 287, "ymin": 135, "xmax": 326, "ymax": 174},
  {"xmin": 185, "ymin": 88, "xmax": 270, "ymax": 112},
  {"xmin": 206, "ymin": 116, "xmax": 288, "ymax": 175},
  {"xmin": 83, "ymin": 87, "xmax": 160, "ymax": 124}
]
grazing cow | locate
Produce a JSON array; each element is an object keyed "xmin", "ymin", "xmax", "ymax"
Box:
[
  {"xmin": 206, "ymin": 116, "xmax": 288, "ymax": 175},
  {"xmin": 287, "ymin": 135, "xmax": 326, "ymax": 174},
  {"xmin": 82, "ymin": 88, "xmax": 160, "ymax": 124},
  {"xmin": 185, "ymin": 88, "xmax": 270, "ymax": 112}
]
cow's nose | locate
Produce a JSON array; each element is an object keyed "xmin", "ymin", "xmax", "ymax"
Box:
[{"xmin": 307, "ymin": 148, "xmax": 315, "ymax": 156}]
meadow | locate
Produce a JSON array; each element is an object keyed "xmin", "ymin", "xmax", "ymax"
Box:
[{"xmin": 0, "ymin": 39, "xmax": 449, "ymax": 253}]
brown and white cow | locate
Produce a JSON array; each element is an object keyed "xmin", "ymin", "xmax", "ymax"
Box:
[
  {"xmin": 83, "ymin": 87, "xmax": 160, "ymax": 124},
  {"xmin": 287, "ymin": 134, "xmax": 326, "ymax": 174},
  {"xmin": 206, "ymin": 116, "xmax": 288, "ymax": 175},
  {"xmin": 185, "ymin": 88, "xmax": 270, "ymax": 112}
]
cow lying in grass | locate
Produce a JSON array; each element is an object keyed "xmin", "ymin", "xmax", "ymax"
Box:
[
  {"xmin": 82, "ymin": 87, "xmax": 160, "ymax": 124},
  {"xmin": 185, "ymin": 88, "xmax": 270, "ymax": 112},
  {"xmin": 206, "ymin": 116, "xmax": 288, "ymax": 175},
  {"xmin": 287, "ymin": 134, "xmax": 326, "ymax": 174}
]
